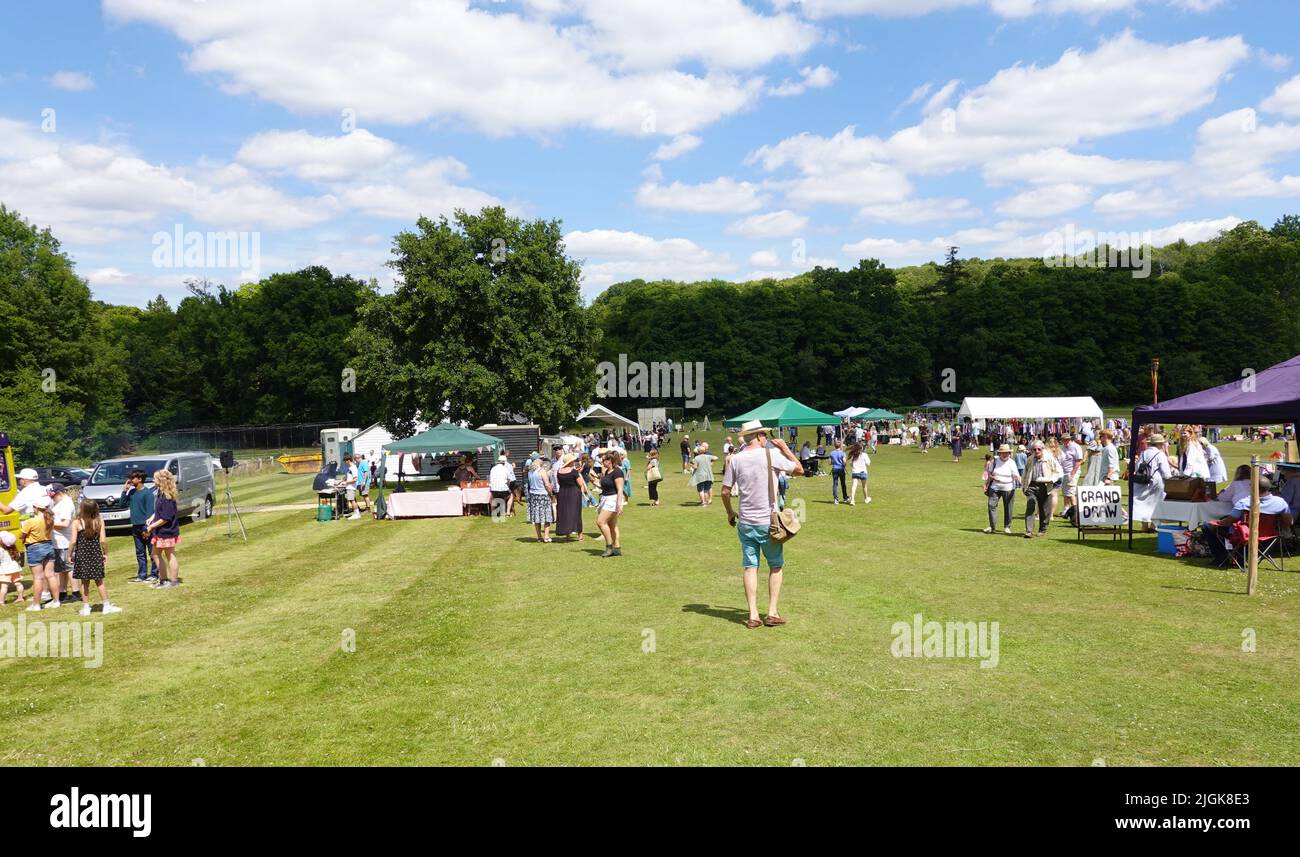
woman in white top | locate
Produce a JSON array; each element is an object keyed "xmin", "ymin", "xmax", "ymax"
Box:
[
  {"xmin": 1217, "ymin": 465, "xmax": 1253, "ymax": 506},
  {"xmin": 847, "ymin": 442, "xmax": 871, "ymax": 505},
  {"xmin": 983, "ymin": 445, "xmax": 1021, "ymax": 533},
  {"xmin": 1200, "ymin": 436, "xmax": 1228, "ymax": 484},
  {"xmin": 1175, "ymin": 428, "xmax": 1210, "ymax": 479},
  {"xmin": 1132, "ymin": 433, "xmax": 1174, "ymax": 529}
]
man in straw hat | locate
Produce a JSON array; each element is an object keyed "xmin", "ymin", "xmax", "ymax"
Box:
[{"xmin": 721, "ymin": 420, "xmax": 803, "ymax": 629}]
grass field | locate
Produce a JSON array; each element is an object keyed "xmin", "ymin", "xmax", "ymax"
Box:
[{"xmin": 2, "ymin": 431, "xmax": 1297, "ymax": 766}]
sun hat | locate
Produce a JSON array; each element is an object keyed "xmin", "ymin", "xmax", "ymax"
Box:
[
  {"xmin": 997, "ymin": 444, "xmax": 1012, "ymax": 453},
  {"xmin": 737, "ymin": 419, "xmax": 768, "ymax": 438},
  {"xmin": 0, "ymin": 531, "xmax": 15, "ymax": 547},
  {"xmin": 17, "ymin": 468, "xmax": 38, "ymax": 481},
  {"xmin": 561, "ymin": 452, "xmax": 577, "ymax": 466},
  {"xmin": 33, "ymin": 495, "xmax": 52, "ymax": 509},
  {"xmin": 1149, "ymin": 433, "xmax": 1167, "ymax": 444}
]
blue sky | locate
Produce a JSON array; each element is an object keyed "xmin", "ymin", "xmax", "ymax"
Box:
[{"xmin": 2, "ymin": 0, "xmax": 1299, "ymax": 306}]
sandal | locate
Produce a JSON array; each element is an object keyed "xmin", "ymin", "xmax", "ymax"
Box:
[
  {"xmin": 764, "ymin": 615, "xmax": 786, "ymax": 627},
  {"xmin": 745, "ymin": 618, "xmax": 763, "ymax": 629}
]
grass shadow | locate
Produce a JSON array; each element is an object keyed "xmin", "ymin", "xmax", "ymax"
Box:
[{"xmin": 681, "ymin": 603, "xmax": 750, "ymax": 625}]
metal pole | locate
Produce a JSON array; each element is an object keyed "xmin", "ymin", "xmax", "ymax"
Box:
[{"xmin": 1247, "ymin": 456, "xmax": 1259, "ymax": 595}]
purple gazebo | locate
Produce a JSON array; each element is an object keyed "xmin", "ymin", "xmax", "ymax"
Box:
[{"xmin": 1128, "ymin": 354, "xmax": 1300, "ymax": 546}]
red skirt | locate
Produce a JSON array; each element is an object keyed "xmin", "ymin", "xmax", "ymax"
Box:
[{"xmin": 152, "ymin": 535, "xmax": 180, "ymax": 549}]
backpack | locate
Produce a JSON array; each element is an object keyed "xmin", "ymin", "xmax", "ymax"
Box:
[{"xmin": 1131, "ymin": 451, "xmax": 1155, "ymax": 486}]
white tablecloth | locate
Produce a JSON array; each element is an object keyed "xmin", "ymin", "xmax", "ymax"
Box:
[
  {"xmin": 1151, "ymin": 499, "xmax": 1232, "ymax": 529},
  {"xmin": 387, "ymin": 490, "xmax": 463, "ymax": 518}
]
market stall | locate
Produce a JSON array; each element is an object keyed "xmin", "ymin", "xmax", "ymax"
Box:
[
  {"xmin": 380, "ymin": 423, "xmax": 504, "ymax": 519},
  {"xmin": 1128, "ymin": 354, "xmax": 1300, "ymax": 592},
  {"xmin": 724, "ymin": 397, "xmax": 840, "ymax": 429}
]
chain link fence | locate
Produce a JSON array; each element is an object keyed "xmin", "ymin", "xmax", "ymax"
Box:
[{"xmin": 157, "ymin": 421, "xmax": 347, "ymax": 454}]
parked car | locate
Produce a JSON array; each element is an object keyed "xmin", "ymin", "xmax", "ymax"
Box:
[
  {"xmin": 34, "ymin": 465, "xmax": 93, "ymax": 486},
  {"xmin": 81, "ymin": 452, "xmax": 216, "ymax": 531}
]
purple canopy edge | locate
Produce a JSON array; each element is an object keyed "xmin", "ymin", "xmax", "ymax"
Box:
[{"xmin": 1132, "ymin": 354, "xmax": 1300, "ymax": 427}]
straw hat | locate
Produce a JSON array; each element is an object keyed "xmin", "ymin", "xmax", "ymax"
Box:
[
  {"xmin": 560, "ymin": 452, "xmax": 578, "ymax": 466},
  {"xmin": 736, "ymin": 419, "xmax": 768, "ymax": 438},
  {"xmin": 997, "ymin": 444, "xmax": 1012, "ymax": 453},
  {"xmin": 1149, "ymin": 433, "xmax": 1167, "ymax": 444}
]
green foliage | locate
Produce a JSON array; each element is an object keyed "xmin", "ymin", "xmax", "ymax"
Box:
[
  {"xmin": 350, "ymin": 207, "xmax": 595, "ymax": 434},
  {"xmin": 594, "ymin": 220, "xmax": 1300, "ymax": 416}
]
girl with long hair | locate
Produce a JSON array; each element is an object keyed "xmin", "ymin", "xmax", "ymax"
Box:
[
  {"xmin": 146, "ymin": 469, "xmax": 182, "ymax": 588},
  {"xmin": 21, "ymin": 495, "xmax": 58, "ymax": 610},
  {"xmin": 71, "ymin": 497, "xmax": 120, "ymax": 614},
  {"xmin": 596, "ymin": 451, "xmax": 624, "ymax": 557}
]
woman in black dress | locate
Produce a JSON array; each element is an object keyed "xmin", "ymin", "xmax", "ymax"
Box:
[{"xmin": 554, "ymin": 453, "xmax": 587, "ymax": 541}]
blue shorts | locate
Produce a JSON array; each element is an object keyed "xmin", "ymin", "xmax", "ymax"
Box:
[
  {"xmin": 738, "ymin": 522, "xmax": 784, "ymax": 570},
  {"xmin": 26, "ymin": 542, "xmax": 54, "ymax": 566},
  {"xmin": 852, "ymin": 471, "xmax": 868, "ymax": 480}
]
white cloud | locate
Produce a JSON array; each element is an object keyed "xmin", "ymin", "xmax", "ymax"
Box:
[
  {"xmin": 651, "ymin": 134, "xmax": 702, "ymax": 161},
  {"xmin": 726, "ymin": 209, "xmax": 810, "ymax": 238},
  {"xmin": 749, "ymin": 249, "xmax": 782, "ymax": 267},
  {"xmin": 1192, "ymin": 108, "xmax": 1300, "ymax": 199},
  {"xmin": 1092, "ymin": 188, "xmax": 1185, "ymax": 218},
  {"xmin": 858, "ymin": 197, "xmax": 980, "ymax": 223},
  {"xmin": 1261, "ymin": 74, "xmax": 1300, "ymax": 118},
  {"xmin": 769, "ymin": 65, "xmax": 838, "ymax": 97},
  {"xmin": 635, "ymin": 177, "xmax": 767, "ymax": 213},
  {"xmin": 983, "ymin": 147, "xmax": 1181, "ymax": 186},
  {"xmin": 84, "ymin": 267, "xmax": 131, "ymax": 286},
  {"xmin": 0, "ymin": 118, "xmax": 337, "ymax": 244},
  {"xmin": 996, "ymin": 183, "xmax": 1094, "ymax": 218},
  {"xmin": 49, "ymin": 71, "xmax": 95, "ymax": 91},
  {"xmin": 103, "ymin": 0, "xmax": 810, "ymax": 137},
  {"xmin": 779, "ymin": 0, "xmax": 1218, "ymax": 19},
  {"xmin": 237, "ymin": 129, "xmax": 398, "ymax": 181},
  {"xmin": 841, "ymin": 235, "xmax": 951, "ymax": 263},
  {"xmin": 563, "ymin": 228, "xmax": 737, "ymax": 288}
]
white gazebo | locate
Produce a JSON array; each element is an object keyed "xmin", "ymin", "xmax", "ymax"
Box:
[
  {"xmin": 575, "ymin": 404, "xmax": 640, "ymax": 431},
  {"xmin": 957, "ymin": 397, "xmax": 1104, "ymax": 421}
]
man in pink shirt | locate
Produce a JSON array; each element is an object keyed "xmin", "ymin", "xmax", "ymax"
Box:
[{"xmin": 721, "ymin": 420, "xmax": 803, "ymax": 629}]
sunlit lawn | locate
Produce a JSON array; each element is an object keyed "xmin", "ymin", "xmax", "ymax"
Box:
[{"xmin": 2, "ymin": 433, "xmax": 1297, "ymax": 766}]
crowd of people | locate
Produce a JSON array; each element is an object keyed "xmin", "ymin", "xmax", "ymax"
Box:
[{"xmin": 0, "ymin": 464, "xmax": 186, "ymax": 610}]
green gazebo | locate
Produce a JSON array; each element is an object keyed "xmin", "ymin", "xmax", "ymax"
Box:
[{"xmin": 723, "ymin": 397, "xmax": 840, "ymax": 428}]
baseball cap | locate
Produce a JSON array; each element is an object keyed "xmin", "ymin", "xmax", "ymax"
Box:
[
  {"xmin": 0, "ymin": 531, "xmax": 15, "ymax": 547},
  {"xmin": 17, "ymin": 468, "xmax": 38, "ymax": 481},
  {"xmin": 48, "ymin": 482, "xmax": 66, "ymax": 494}
]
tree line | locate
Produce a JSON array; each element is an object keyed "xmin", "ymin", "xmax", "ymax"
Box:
[
  {"xmin": 2, "ymin": 200, "xmax": 1297, "ymax": 465},
  {"xmin": 591, "ymin": 217, "xmax": 1300, "ymax": 419}
]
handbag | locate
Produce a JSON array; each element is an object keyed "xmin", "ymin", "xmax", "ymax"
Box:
[
  {"xmin": 647, "ymin": 462, "xmax": 662, "ymax": 482},
  {"xmin": 766, "ymin": 446, "xmax": 801, "ymax": 543}
]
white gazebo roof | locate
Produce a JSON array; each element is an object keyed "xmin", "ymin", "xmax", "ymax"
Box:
[{"xmin": 957, "ymin": 397, "xmax": 1103, "ymax": 420}]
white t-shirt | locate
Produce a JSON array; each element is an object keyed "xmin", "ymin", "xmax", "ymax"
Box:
[
  {"xmin": 50, "ymin": 494, "xmax": 76, "ymax": 549},
  {"xmin": 989, "ymin": 457, "xmax": 1019, "ymax": 489},
  {"xmin": 9, "ymin": 482, "xmax": 49, "ymax": 515},
  {"xmin": 722, "ymin": 444, "xmax": 797, "ymax": 526},
  {"xmin": 851, "ymin": 452, "xmax": 870, "ymax": 474}
]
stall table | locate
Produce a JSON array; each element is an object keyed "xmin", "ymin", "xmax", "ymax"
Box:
[{"xmin": 1151, "ymin": 498, "xmax": 1233, "ymax": 529}]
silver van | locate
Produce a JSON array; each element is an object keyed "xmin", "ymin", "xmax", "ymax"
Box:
[{"xmin": 81, "ymin": 452, "xmax": 215, "ymax": 531}]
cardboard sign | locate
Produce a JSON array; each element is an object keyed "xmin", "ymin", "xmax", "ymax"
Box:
[{"xmin": 1077, "ymin": 484, "xmax": 1124, "ymax": 527}]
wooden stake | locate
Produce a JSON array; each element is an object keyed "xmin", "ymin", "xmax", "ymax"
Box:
[{"xmin": 1248, "ymin": 456, "xmax": 1259, "ymax": 596}]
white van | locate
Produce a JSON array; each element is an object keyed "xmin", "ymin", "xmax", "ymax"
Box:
[{"xmin": 81, "ymin": 452, "xmax": 216, "ymax": 531}]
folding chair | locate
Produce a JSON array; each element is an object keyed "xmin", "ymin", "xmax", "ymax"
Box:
[{"xmin": 1257, "ymin": 513, "xmax": 1287, "ymax": 572}]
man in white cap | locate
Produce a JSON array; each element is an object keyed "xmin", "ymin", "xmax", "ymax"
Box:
[
  {"xmin": 0, "ymin": 467, "xmax": 48, "ymax": 516},
  {"xmin": 489, "ymin": 452, "xmax": 516, "ymax": 518},
  {"xmin": 721, "ymin": 419, "xmax": 803, "ymax": 629}
]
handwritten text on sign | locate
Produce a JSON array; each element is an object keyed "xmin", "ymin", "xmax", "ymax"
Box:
[{"xmin": 1077, "ymin": 485, "xmax": 1124, "ymax": 526}]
